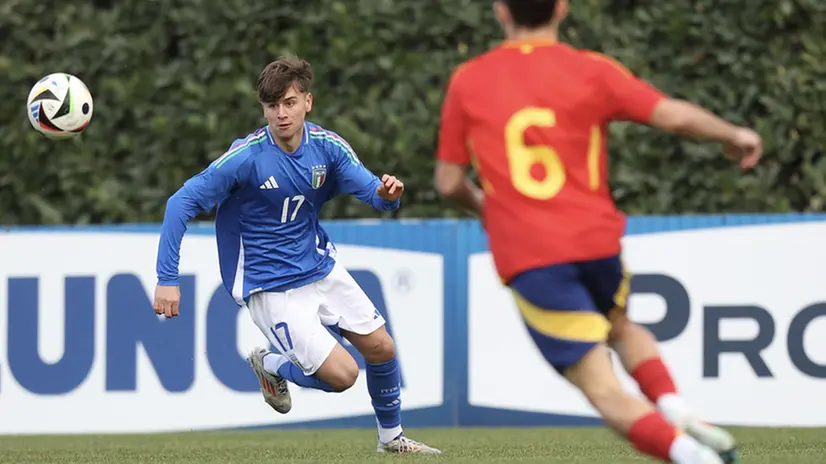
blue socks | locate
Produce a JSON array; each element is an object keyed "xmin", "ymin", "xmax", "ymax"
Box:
[
  {"xmin": 264, "ymin": 352, "xmax": 336, "ymax": 392},
  {"xmin": 366, "ymin": 357, "xmax": 403, "ymax": 439}
]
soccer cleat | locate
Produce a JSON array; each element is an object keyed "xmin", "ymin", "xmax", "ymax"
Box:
[
  {"xmin": 246, "ymin": 347, "xmax": 292, "ymax": 414},
  {"xmin": 717, "ymin": 448, "xmax": 740, "ymax": 464},
  {"xmin": 695, "ymin": 446, "xmax": 727, "ymax": 464},
  {"xmin": 659, "ymin": 402, "xmax": 737, "ymax": 463},
  {"xmin": 376, "ymin": 433, "xmax": 441, "ymax": 454},
  {"xmin": 684, "ymin": 421, "xmax": 738, "ymax": 463}
]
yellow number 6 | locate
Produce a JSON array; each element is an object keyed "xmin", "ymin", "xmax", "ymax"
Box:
[{"xmin": 505, "ymin": 107, "xmax": 601, "ymax": 200}]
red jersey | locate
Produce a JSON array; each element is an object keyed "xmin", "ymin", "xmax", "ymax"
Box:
[{"xmin": 436, "ymin": 39, "xmax": 666, "ymax": 283}]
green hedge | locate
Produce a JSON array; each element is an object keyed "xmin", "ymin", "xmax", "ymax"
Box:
[{"xmin": 1, "ymin": 0, "xmax": 824, "ymax": 224}]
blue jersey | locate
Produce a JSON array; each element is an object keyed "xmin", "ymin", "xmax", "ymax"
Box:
[{"xmin": 156, "ymin": 122, "xmax": 399, "ymax": 304}]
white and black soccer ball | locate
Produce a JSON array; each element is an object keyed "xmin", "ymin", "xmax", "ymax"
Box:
[{"xmin": 26, "ymin": 72, "xmax": 94, "ymax": 139}]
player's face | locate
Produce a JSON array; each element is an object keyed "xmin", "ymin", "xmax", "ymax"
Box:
[{"xmin": 263, "ymin": 82, "xmax": 313, "ymax": 140}]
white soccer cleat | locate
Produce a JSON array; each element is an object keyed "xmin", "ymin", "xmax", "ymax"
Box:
[
  {"xmin": 684, "ymin": 422, "xmax": 739, "ymax": 463},
  {"xmin": 660, "ymin": 401, "xmax": 738, "ymax": 463},
  {"xmin": 684, "ymin": 421, "xmax": 736, "ymax": 452},
  {"xmin": 376, "ymin": 434, "xmax": 441, "ymax": 454},
  {"xmin": 246, "ymin": 347, "xmax": 292, "ymax": 414}
]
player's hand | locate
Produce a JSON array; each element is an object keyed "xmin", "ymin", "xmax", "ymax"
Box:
[
  {"xmin": 154, "ymin": 285, "xmax": 181, "ymax": 318},
  {"xmin": 724, "ymin": 127, "xmax": 762, "ymax": 171},
  {"xmin": 377, "ymin": 174, "xmax": 404, "ymax": 201}
]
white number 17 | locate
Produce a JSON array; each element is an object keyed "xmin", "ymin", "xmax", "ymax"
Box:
[{"xmin": 281, "ymin": 195, "xmax": 305, "ymax": 223}]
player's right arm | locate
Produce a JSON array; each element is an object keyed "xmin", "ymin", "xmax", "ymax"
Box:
[
  {"xmin": 434, "ymin": 67, "xmax": 484, "ymax": 214},
  {"xmin": 154, "ymin": 144, "xmax": 252, "ymax": 318},
  {"xmin": 597, "ymin": 54, "xmax": 762, "ymax": 170}
]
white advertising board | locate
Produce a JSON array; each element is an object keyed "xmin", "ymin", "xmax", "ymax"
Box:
[
  {"xmin": 469, "ymin": 223, "xmax": 826, "ymax": 426},
  {"xmin": 0, "ymin": 232, "xmax": 444, "ymax": 434}
]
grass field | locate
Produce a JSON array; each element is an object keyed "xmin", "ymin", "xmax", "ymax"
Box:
[{"xmin": 0, "ymin": 427, "xmax": 822, "ymax": 463}]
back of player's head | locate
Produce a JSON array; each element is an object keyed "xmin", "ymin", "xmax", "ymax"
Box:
[
  {"xmin": 500, "ymin": 0, "xmax": 559, "ymax": 28},
  {"xmin": 257, "ymin": 56, "xmax": 314, "ymax": 104}
]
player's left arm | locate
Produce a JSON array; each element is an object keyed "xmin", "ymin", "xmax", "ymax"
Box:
[
  {"xmin": 598, "ymin": 54, "xmax": 761, "ymax": 170},
  {"xmin": 328, "ymin": 135, "xmax": 401, "ymax": 211},
  {"xmin": 434, "ymin": 69, "xmax": 484, "ymax": 214}
]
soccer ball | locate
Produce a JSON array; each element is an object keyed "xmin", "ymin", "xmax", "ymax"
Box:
[{"xmin": 26, "ymin": 73, "xmax": 94, "ymax": 139}]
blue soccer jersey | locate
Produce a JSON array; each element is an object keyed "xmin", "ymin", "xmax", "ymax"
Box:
[{"xmin": 156, "ymin": 122, "xmax": 399, "ymax": 304}]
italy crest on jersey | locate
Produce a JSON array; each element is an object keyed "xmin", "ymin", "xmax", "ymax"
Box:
[{"xmin": 311, "ymin": 165, "xmax": 327, "ymax": 189}]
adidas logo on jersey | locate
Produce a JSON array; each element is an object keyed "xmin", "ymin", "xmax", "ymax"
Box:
[{"xmin": 260, "ymin": 176, "xmax": 279, "ymax": 189}]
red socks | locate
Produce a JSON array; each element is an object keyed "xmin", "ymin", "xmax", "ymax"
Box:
[
  {"xmin": 627, "ymin": 358, "xmax": 687, "ymax": 462},
  {"xmin": 631, "ymin": 357, "xmax": 677, "ymax": 403},
  {"xmin": 628, "ymin": 412, "xmax": 679, "ymax": 462}
]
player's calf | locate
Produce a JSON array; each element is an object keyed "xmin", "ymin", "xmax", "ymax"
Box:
[{"xmin": 343, "ymin": 326, "xmax": 404, "ymax": 443}]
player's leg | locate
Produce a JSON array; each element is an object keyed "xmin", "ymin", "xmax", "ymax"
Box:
[
  {"xmin": 319, "ymin": 262, "xmax": 440, "ymax": 454},
  {"xmin": 583, "ymin": 257, "xmax": 684, "ymax": 410},
  {"xmin": 245, "ymin": 285, "xmax": 357, "ymax": 414},
  {"xmin": 563, "ymin": 344, "xmax": 723, "ymax": 464},
  {"xmin": 254, "ymin": 342, "xmax": 358, "ymax": 392},
  {"xmin": 509, "ymin": 266, "xmax": 721, "ymax": 464},
  {"xmin": 581, "ymin": 256, "xmax": 738, "ymax": 461}
]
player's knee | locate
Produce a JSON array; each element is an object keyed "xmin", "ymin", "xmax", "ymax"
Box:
[
  {"xmin": 360, "ymin": 330, "xmax": 396, "ymax": 363},
  {"xmin": 564, "ymin": 345, "xmax": 626, "ymax": 408},
  {"xmin": 607, "ymin": 312, "xmax": 631, "ymax": 343},
  {"xmin": 345, "ymin": 325, "xmax": 396, "ymax": 363}
]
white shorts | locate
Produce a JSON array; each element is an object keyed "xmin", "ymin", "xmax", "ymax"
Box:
[{"xmin": 246, "ymin": 261, "xmax": 386, "ymax": 375}]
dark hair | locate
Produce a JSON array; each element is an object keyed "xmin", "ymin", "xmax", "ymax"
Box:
[
  {"xmin": 256, "ymin": 56, "xmax": 314, "ymax": 104},
  {"xmin": 503, "ymin": 0, "xmax": 557, "ymax": 28}
]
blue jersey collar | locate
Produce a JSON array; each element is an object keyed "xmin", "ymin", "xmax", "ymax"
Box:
[{"xmin": 265, "ymin": 123, "xmax": 308, "ymax": 156}]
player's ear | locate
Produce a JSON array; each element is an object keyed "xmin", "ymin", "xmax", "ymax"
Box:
[
  {"xmin": 555, "ymin": 0, "xmax": 569, "ymax": 22},
  {"xmin": 492, "ymin": 2, "xmax": 511, "ymax": 34},
  {"xmin": 305, "ymin": 93, "xmax": 313, "ymax": 113}
]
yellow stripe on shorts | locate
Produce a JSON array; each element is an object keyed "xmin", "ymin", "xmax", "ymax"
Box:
[
  {"xmin": 512, "ymin": 290, "xmax": 611, "ymax": 343},
  {"xmin": 613, "ymin": 261, "xmax": 632, "ymax": 309}
]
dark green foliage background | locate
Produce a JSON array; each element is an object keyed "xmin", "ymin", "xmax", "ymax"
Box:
[{"xmin": 1, "ymin": 0, "xmax": 824, "ymax": 224}]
